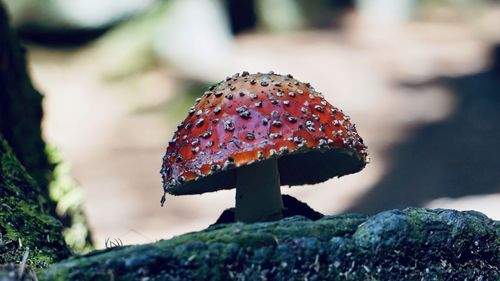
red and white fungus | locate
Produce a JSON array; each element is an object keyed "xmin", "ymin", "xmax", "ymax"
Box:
[{"xmin": 161, "ymin": 72, "xmax": 368, "ymax": 222}]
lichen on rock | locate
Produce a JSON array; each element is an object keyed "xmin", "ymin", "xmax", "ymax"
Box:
[
  {"xmin": 0, "ymin": 137, "xmax": 69, "ymax": 269},
  {"xmin": 40, "ymin": 208, "xmax": 499, "ymax": 280}
]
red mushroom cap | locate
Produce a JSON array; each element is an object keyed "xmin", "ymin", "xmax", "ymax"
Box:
[{"xmin": 161, "ymin": 72, "xmax": 368, "ymax": 195}]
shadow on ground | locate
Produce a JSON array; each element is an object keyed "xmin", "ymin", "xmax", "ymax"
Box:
[{"xmin": 347, "ymin": 44, "xmax": 500, "ymax": 214}]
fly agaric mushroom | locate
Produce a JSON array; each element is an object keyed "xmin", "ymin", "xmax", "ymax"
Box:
[{"xmin": 161, "ymin": 72, "xmax": 368, "ymax": 223}]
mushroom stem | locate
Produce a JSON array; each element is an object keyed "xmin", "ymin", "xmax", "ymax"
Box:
[{"xmin": 235, "ymin": 159, "xmax": 284, "ymax": 223}]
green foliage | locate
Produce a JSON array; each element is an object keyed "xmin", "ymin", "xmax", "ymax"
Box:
[
  {"xmin": 46, "ymin": 146, "xmax": 93, "ymax": 254},
  {"xmin": 164, "ymin": 82, "xmax": 212, "ymax": 123},
  {"xmin": 133, "ymin": 81, "xmax": 210, "ymax": 124}
]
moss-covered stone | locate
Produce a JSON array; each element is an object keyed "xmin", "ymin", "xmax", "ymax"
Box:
[
  {"xmin": 40, "ymin": 208, "xmax": 499, "ymax": 280},
  {"xmin": 0, "ymin": 138, "xmax": 69, "ymax": 269}
]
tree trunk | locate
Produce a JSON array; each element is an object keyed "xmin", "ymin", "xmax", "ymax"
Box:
[
  {"xmin": 0, "ymin": 2, "xmax": 93, "ymax": 254},
  {"xmin": 0, "ymin": 2, "xmax": 51, "ymax": 197}
]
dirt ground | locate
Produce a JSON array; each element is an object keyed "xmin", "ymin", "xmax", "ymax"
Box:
[{"xmin": 28, "ymin": 16, "xmax": 499, "ymax": 248}]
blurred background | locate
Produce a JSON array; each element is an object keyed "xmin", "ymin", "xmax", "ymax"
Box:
[{"xmin": 2, "ymin": 0, "xmax": 499, "ymax": 250}]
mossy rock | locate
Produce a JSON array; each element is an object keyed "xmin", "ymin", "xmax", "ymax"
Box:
[
  {"xmin": 41, "ymin": 208, "xmax": 499, "ymax": 280},
  {"xmin": 0, "ymin": 138, "xmax": 69, "ymax": 269}
]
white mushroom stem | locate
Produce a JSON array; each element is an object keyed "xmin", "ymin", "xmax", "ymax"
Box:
[{"xmin": 235, "ymin": 159, "xmax": 284, "ymax": 223}]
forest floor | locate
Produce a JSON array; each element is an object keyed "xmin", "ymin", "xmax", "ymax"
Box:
[{"xmin": 27, "ymin": 15, "xmax": 500, "ymax": 248}]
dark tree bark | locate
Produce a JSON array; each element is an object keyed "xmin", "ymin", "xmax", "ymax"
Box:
[
  {"xmin": 0, "ymin": 2, "xmax": 93, "ymax": 254},
  {"xmin": 0, "ymin": 1, "xmax": 52, "ymax": 205}
]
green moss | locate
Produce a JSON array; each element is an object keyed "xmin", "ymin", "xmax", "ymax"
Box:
[
  {"xmin": 0, "ymin": 1, "xmax": 70, "ymax": 268},
  {"xmin": 0, "ymin": 0, "xmax": 93, "ymax": 258},
  {"xmin": 0, "ymin": 138, "xmax": 69, "ymax": 269},
  {"xmin": 40, "ymin": 208, "xmax": 499, "ymax": 280}
]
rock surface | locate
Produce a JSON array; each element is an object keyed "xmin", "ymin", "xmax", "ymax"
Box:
[
  {"xmin": 41, "ymin": 208, "xmax": 499, "ymax": 280},
  {"xmin": 0, "ymin": 138, "xmax": 69, "ymax": 268}
]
